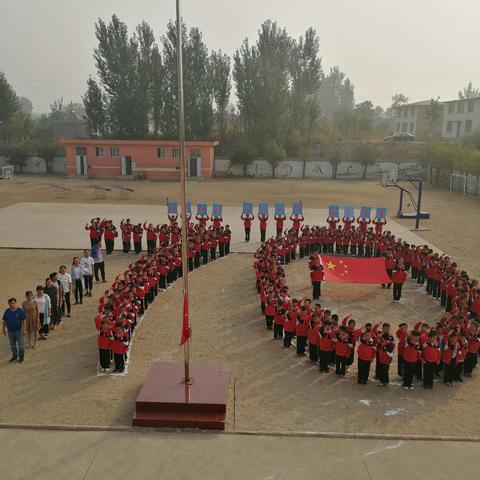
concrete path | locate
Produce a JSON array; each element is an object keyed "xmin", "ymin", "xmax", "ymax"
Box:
[
  {"xmin": 0, "ymin": 203, "xmax": 438, "ymax": 253},
  {"xmin": 1, "ymin": 428, "xmax": 478, "ymax": 480}
]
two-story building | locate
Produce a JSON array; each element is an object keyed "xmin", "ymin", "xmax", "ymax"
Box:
[
  {"xmin": 441, "ymin": 97, "xmax": 480, "ymax": 140},
  {"xmin": 59, "ymin": 139, "xmax": 218, "ymax": 180},
  {"xmin": 392, "ymin": 100, "xmax": 444, "ymax": 139}
]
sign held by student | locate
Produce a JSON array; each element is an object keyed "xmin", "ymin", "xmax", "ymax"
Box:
[
  {"xmin": 344, "ymin": 205, "xmax": 355, "ymax": 218},
  {"xmin": 375, "ymin": 207, "xmax": 387, "ymax": 219},
  {"xmin": 167, "ymin": 202, "xmax": 178, "ymax": 215},
  {"xmin": 292, "ymin": 202, "xmax": 303, "ymax": 216},
  {"xmin": 329, "ymin": 205, "xmax": 340, "ymax": 218},
  {"xmin": 258, "ymin": 203, "xmax": 269, "ymax": 216},
  {"xmin": 197, "ymin": 203, "xmax": 208, "ymax": 216},
  {"xmin": 275, "ymin": 203, "xmax": 285, "ymax": 216},
  {"xmin": 360, "ymin": 206, "xmax": 372, "ymax": 219},
  {"xmin": 212, "ymin": 204, "xmax": 223, "ymax": 217},
  {"xmin": 242, "ymin": 201, "xmax": 253, "ymax": 215}
]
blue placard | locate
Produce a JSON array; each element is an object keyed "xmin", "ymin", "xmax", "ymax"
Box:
[
  {"xmin": 275, "ymin": 203, "xmax": 285, "ymax": 216},
  {"xmin": 292, "ymin": 202, "xmax": 303, "ymax": 215},
  {"xmin": 212, "ymin": 203, "xmax": 223, "ymax": 217},
  {"xmin": 376, "ymin": 207, "xmax": 387, "ymax": 219},
  {"xmin": 360, "ymin": 206, "xmax": 372, "ymax": 219},
  {"xmin": 242, "ymin": 201, "xmax": 253, "ymax": 215},
  {"xmin": 328, "ymin": 205, "xmax": 339, "ymax": 218},
  {"xmin": 167, "ymin": 202, "xmax": 178, "ymax": 215},
  {"xmin": 197, "ymin": 204, "xmax": 208, "ymax": 216},
  {"xmin": 258, "ymin": 203, "xmax": 269, "ymax": 216},
  {"xmin": 344, "ymin": 205, "xmax": 355, "ymax": 218}
]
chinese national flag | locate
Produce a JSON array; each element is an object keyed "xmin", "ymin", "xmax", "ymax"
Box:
[
  {"xmin": 320, "ymin": 255, "xmax": 391, "ymax": 284},
  {"xmin": 180, "ymin": 292, "xmax": 191, "ymax": 346}
]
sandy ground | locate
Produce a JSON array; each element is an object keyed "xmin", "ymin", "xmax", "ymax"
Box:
[{"xmin": 0, "ymin": 176, "xmax": 479, "ymax": 436}]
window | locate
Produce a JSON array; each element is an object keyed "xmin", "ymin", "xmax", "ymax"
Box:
[
  {"xmin": 75, "ymin": 147, "xmax": 87, "ymax": 156},
  {"xmin": 410, "ymin": 108, "xmax": 415, "ymax": 117},
  {"xmin": 402, "ymin": 122, "xmax": 408, "ymax": 131},
  {"xmin": 448, "ymin": 103, "xmax": 454, "ymax": 114},
  {"xmin": 157, "ymin": 147, "xmax": 166, "ymax": 159},
  {"xmin": 190, "ymin": 149, "xmax": 201, "ymax": 159},
  {"xmin": 446, "ymin": 121, "xmax": 453, "ymax": 133},
  {"xmin": 466, "ymin": 119, "xmax": 473, "ymax": 133},
  {"xmin": 468, "ymin": 101, "xmax": 475, "ymax": 113},
  {"xmin": 396, "ymin": 123, "xmax": 401, "ymax": 132},
  {"xmin": 95, "ymin": 146, "xmax": 104, "ymax": 157},
  {"xmin": 409, "ymin": 122, "xmax": 414, "ymax": 132},
  {"xmin": 396, "ymin": 109, "xmax": 401, "ymax": 118},
  {"xmin": 110, "ymin": 147, "xmax": 119, "ymax": 157},
  {"xmin": 458, "ymin": 102, "xmax": 464, "ymax": 114},
  {"xmin": 172, "ymin": 147, "xmax": 180, "ymax": 159}
]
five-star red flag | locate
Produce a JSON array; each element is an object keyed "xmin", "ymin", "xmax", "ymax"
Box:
[
  {"xmin": 180, "ymin": 292, "xmax": 191, "ymax": 346},
  {"xmin": 320, "ymin": 255, "xmax": 391, "ymax": 284}
]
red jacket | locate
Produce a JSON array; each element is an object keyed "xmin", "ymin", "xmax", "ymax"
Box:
[
  {"xmin": 391, "ymin": 270, "xmax": 407, "ymax": 284},
  {"xmin": 402, "ymin": 339, "xmax": 421, "ymax": 363},
  {"xmin": 422, "ymin": 342, "xmax": 441, "ymax": 363},
  {"xmin": 357, "ymin": 337, "xmax": 376, "ymax": 362}
]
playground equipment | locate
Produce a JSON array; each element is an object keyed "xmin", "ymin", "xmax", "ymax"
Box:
[
  {"xmin": 450, "ymin": 172, "xmax": 468, "ymax": 200},
  {"xmin": 89, "ymin": 185, "xmax": 111, "ymax": 199},
  {"xmin": 50, "ymin": 184, "xmax": 70, "ymax": 199},
  {"xmin": 114, "ymin": 185, "xmax": 135, "ymax": 199},
  {"xmin": 383, "ymin": 173, "xmax": 430, "ymax": 230},
  {"xmin": 0, "ymin": 165, "xmax": 14, "ymax": 179}
]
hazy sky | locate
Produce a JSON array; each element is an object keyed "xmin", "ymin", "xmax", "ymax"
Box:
[{"xmin": 1, "ymin": 0, "xmax": 479, "ymax": 113}]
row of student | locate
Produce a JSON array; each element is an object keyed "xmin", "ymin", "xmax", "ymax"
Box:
[
  {"xmin": 94, "ymin": 217, "xmax": 232, "ymax": 373},
  {"xmin": 241, "ymin": 213, "xmax": 305, "ymax": 242},
  {"xmin": 253, "ymin": 236, "xmax": 480, "ymax": 389},
  {"xmin": 2, "ymin": 247, "xmax": 108, "ymax": 363},
  {"xmin": 85, "ymin": 215, "xmax": 231, "ymax": 255}
]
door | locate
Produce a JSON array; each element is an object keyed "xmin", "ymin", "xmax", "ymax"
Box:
[
  {"xmin": 75, "ymin": 156, "xmax": 87, "ymax": 175},
  {"xmin": 189, "ymin": 157, "xmax": 198, "ymax": 177},
  {"xmin": 122, "ymin": 156, "xmax": 132, "ymax": 176}
]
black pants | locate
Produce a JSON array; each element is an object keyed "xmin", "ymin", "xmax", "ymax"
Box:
[
  {"xmin": 444, "ymin": 359, "xmax": 456, "ymax": 384},
  {"xmin": 84, "ymin": 274, "xmax": 93, "ymax": 292},
  {"xmin": 403, "ymin": 360, "xmax": 416, "ymax": 387},
  {"xmin": 312, "ymin": 281, "xmax": 321, "ymax": 299},
  {"xmin": 382, "ymin": 269, "xmax": 393, "ymax": 288},
  {"xmin": 134, "ymin": 241, "xmax": 142, "ymax": 254},
  {"xmin": 273, "ymin": 324, "xmax": 283, "ymax": 339},
  {"xmin": 415, "ymin": 360, "xmax": 423, "ymax": 380},
  {"xmin": 38, "ymin": 313, "xmax": 49, "ymax": 336},
  {"xmin": 454, "ymin": 362, "xmax": 463, "ymax": 381},
  {"xmin": 446, "ymin": 295, "xmax": 453, "ymax": 312},
  {"xmin": 245, "ymin": 227, "xmax": 251, "ymax": 241},
  {"xmin": 225, "ymin": 242, "xmax": 230, "ymax": 255},
  {"xmin": 105, "ymin": 239, "xmax": 114, "ymax": 254},
  {"xmin": 147, "ymin": 239, "xmax": 156, "ymax": 255},
  {"xmin": 423, "ymin": 361, "xmax": 435, "ymax": 388},
  {"xmin": 265, "ymin": 315, "xmax": 274, "ymax": 329},
  {"xmin": 276, "ymin": 228, "xmax": 282, "ymax": 237},
  {"xmin": 202, "ymin": 249, "xmax": 208, "ymax": 264},
  {"xmin": 194, "ymin": 253, "xmax": 201, "ymax": 268},
  {"xmin": 357, "ymin": 358, "xmax": 371, "ymax": 384},
  {"xmin": 188, "ymin": 257, "xmax": 194, "ymax": 272},
  {"xmin": 393, "ymin": 283, "xmax": 403, "ymax": 301},
  {"xmin": 378, "ymin": 363, "xmax": 390, "ymax": 384},
  {"xmin": 260, "ymin": 229, "xmax": 266, "ymax": 242},
  {"xmin": 464, "ymin": 352, "xmax": 477, "ymax": 374},
  {"xmin": 296, "ymin": 335, "xmax": 307, "ymax": 355},
  {"xmin": 114, "ymin": 353, "xmax": 125, "ymax": 372},
  {"xmin": 283, "ymin": 331, "xmax": 293, "ymax": 347},
  {"xmin": 62, "ymin": 292, "xmax": 71, "ymax": 315},
  {"xmin": 397, "ymin": 354, "xmax": 404, "ymax": 377},
  {"xmin": 210, "ymin": 248, "xmax": 216, "ymax": 260},
  {"xmin": 441, "ymin": 290, "xmax": 447, "ymax": 307},
  {"xmin": 335, "ymin": 355, "xmax": 347, "ymax": 375},
  {"xmin": 94, "ymin": 262, "xmax": 105, "ymax": 281},
  {"xmin": 309, "ymin": 343, "xmax": 318, "ymax": 362},
  {"xmin": 350, "ymin": 245, "xmax": 357, "ymax": 255},
  {"xmin": 411, "ymin": 266, "xmax": 418, "ymax": 279},
  {"xmin": 319, "ymin": 350, "xmax": 330, "ymax": 372},
  {"xmin": 122, "ymin": 241, "xmax": 131, "ymax": 253},
  {"xmin": 417, "ymin": 268, "xmax": 426, "ymax": 285},
  {"xmin": 219, "ymin": 243, "xmax": 225, "ymax": 257},
  {"xmin": 99, "ymin": 348, "xmax": 111, "ymax": 369},
  {"xmin": 432, "ymin": 280, "xmax": 441, "ymax": 298},
  {"xmin": 74, "ymin": 279, "xmax": 83, "ymax": 303}
]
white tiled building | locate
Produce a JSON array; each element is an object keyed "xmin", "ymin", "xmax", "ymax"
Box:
[
  {"xmin": 441, "ymin": 97, "xmax": 480, "ymax": 139},
  {"xmin": 392, "ymin": 100, "xmax": 442, "ymax": 138}
]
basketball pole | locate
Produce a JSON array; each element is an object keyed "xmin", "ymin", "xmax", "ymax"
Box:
[{"xmin": 176, "ymin": 0, "xmax": 191, "ymax": 384}]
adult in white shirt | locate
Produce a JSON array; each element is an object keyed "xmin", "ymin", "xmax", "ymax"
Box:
[
  {"xmin": 91, "ymin": 242, "xmax": 106, "ymax": 283},
  {"xmin": 33, "ymin": 285, "xmax": 51, "ymax": 340},
  {"xmin": 70, "ymin": 257, "xmax": 89, "ymax": 305},
  {"xmin": 58, "ymin": 265, "xmax": 72, "ymax": 317},
  {"xmin": 80, "ymin": 249, "xmax": 95, "ymax": 297}
]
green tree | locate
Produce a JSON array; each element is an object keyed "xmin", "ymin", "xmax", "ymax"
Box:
[
  {"xmin": 354, "ymin": 101, "xmax": 375, "ymax": 133},
  {"xmin": 354, "ymin": 143, "xmax": 379, "ymax": 179},
  {"xmin": 327, "ymin": 145, "xmax": 343, "ymax": 179},
  {"xmin": 18, "ymin": 96, "xmax": 33, "ymax": 115},
  {"xmin": 229, "ymin": 133, "xmax": 257, "ymax": 176},
  {"xmin": 0, "ymin": 72, "xmax": 18, "ymax": 127},
  {"xmin": 424, "ymin": 97, "xmax": 442, "ymax": 138},
  {"xmin": 264, "ymin": 139, "xmax": 286, "ymax": 177},
  {"xmin": 3, "ymin": 141, "xmax": 33, "ymax": 172},
  {"xmin": 209, "ymin": 50, "xmax": 231, "ymax": 138},
  {"xmin": 458, "ymin": 81, "xmax": 480, "ymax": 100},
  {"xmin": 37, "ymin": 142, "xmax": 62, "ymax": 174},
  {"xmin": 83, "ymin": 77, "xmax": 108, "ymax": 137}
]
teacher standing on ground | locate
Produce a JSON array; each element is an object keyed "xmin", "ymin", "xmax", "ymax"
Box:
[{"xmin": 2, "ymin": 298, "xmax": 26, "ymax": 363}]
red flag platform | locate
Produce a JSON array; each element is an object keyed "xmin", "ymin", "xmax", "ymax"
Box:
[{"xmin": 320, "ymin": 255, "xmax": 391, "ymax": 284}]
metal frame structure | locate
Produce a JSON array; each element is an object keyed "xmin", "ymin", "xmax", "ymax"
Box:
[{"xmin": 450, "ymin": 172, "xmax": 468, "ymax": 200}]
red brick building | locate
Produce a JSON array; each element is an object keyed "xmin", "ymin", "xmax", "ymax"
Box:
[{"xmin": 59, "ymin": 139, "xmax": 218, "ymax": 180}]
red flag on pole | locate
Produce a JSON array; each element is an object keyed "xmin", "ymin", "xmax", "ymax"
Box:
[
  {"xmin": 320, "ymin": 255, "xmax": 391, "ymax": 284},
  {"xmin": 180, "ymin": 292, "xmax": 190, "ymax": 346}
]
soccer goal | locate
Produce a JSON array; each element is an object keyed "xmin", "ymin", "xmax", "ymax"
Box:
[
  {"xmin": 0, "ymin": 165, "xmax": 14, "ymax": 179},
  {"xmin": 449, "ymin": 172, "xmax": 468, "ymax": 199}
]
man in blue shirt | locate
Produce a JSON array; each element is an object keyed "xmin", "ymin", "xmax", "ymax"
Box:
[{"xmin": 2, "ymin": 298, "xmax": 26, "ymax": 363}]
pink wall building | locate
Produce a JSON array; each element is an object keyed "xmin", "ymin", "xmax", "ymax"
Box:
[{"xmin": 59, "ymin": 139, "xmax": 218, "ymax": 180}]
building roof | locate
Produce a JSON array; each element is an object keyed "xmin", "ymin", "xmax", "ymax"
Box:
[
  {"xmin": 393, "ymin": 100, "xmax": 437, "ymax": 108},
  {"xmin": 442, "ymin": 97, "xmax": 480, "ymax": 103},
  {"xmin": 59, "ymin": 139, "xmax": 219, "ymax": 147}
]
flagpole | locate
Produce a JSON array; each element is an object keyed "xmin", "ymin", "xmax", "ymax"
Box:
[{"xmin": 176, "ymin": 0, "xmax": 190, "ymax": 384}]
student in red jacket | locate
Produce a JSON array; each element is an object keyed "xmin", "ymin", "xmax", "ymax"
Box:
[
  {"xmin": 295, "ymin": 312, "xmax": 309, "ymax": 356},
  {"xmin": 310, "ymin": 265, "xmax": 324, "ymax": 300},
  {"xmin": 422, "ymin": 331, "xmax": 440, "ymax": 389},
  {"xmin": 143, "ymin": 222, "xmax": 157, "ymax": 255},
  {"xmin": 334, "ymin": 325, "xmax": 351, "ymax": 376},
  {"xmin": 264, "ymin": 293, "xmax": 276, "ymax": 330},
  {"xmin": 396, "ymin": 323, "xmax": 408, "ymax": 377},
  {"xmin": 443, "ymin": 333, "xmax": 458, "ymax": 386},
  {"xmin": 103, "ymin": 221, "xmax": 118, "ymax": 255},
  {"xmin": 402, "ymin": 330, "xmax": 420, "ymax": 389},
  {"xmin": 273, "ymin": 307, "xmax": 285, "ymax": 340},
  {"xmin": 259, "ymin": 215, "xmax": 268, "ymax": 242},
  {"xmin": 464, "ymin": 323, "xmax": 480, "ymax": 377},
  {"xmin": 274, "ymin": 214, "xmax": 286, "ymax": 237},
  {"xmin": 241, "ymin": 213, "xmax": 254, "ymax": 242},
  {"xmin": 318, "ymin": 320, "xmax": 334, "ymax": 372},
  {"xmin": 307, "ymin": 316, "xmax": 319, "ymax": 361},
  {"xmin": 120, "ymin": 219, "xmax": 132, "ymax": 253},
  {"xmin": 283, "ymin": 306, "xmax": 296, "ymax": 348},
  {"xmin": 357, "ymin": 329, "xmax": 376, "ymax": 384},
  {"xmin": 112, "ymin": 323, "xmax": 129, "ymax": 373},
  {"xmin": 391, "ymin": 267, "xmax": 407, "ymax": 302},
  {"xmin": 377, "ymin": 333, "xmax": 395, "ymax": 386}
]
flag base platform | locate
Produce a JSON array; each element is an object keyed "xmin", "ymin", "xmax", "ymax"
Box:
[
  {"xmin": 132, "ymin": 362, "xmax": 230, "ymax": 430},
  {"xmin": 397, "ymin": 210, "xmax": 430, "ymax": 219}
]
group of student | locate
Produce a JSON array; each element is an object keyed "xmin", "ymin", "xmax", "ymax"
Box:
[
  {"xmin": 94, "ymin": 214, "xmax": 232, "ymax": 373},
  {"xmin": 241, "ymin": 212, "xmax": 304, "ymax": 242},
  {"xmin": 86, "ymin": 214, "xmax": 233, "ymax": 257},
  {"xmin": 253, "ymin": 217, "xmax": 480, "ymax": 389}
]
